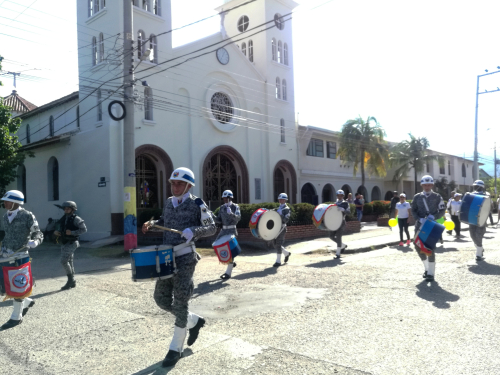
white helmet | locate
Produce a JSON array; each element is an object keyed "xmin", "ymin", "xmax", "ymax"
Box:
[
  {"xmin": 420, "ymin": 175, "xmax": 434, "ymax": 185},
  {"xmin": 169, "ymin": 167, "xmax": 195, "ymax": 187},
  {"xmin": 336, "ymin": 190, "xmax": 345, "ymax": 196},
  {"xmin": 222, "ymin": 190, "xmax": 233, "ymax": 198},
  {"xmin": 473, "ymin": 180, "xmax": 485, "ymax": 187},
  {"xmin": 1, "ymin": 190, "xmax": 24, "ymax": 205},
  {"xmin": 278, "ymin": 193, "xmax": 288, "ymax": 200}
]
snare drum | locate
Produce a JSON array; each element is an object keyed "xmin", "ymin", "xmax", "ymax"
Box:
[
  {"xmin": 312, "ymin": 204, "xmax": 343, "ymax": 231},
  {"xmin": 249, "ymin": 209, "xmax": 282, "ymax": 241},
  {"xmin": 0, "ymin": 253, "xmax": 32, "ymax": 299},
  {"xmin": 414, "ymin": 219, "xmax": 445, "ymax": 253},
  {"xmin": 212, "ymin": 235, "xmax": 241, "ymax": 263},
  {"xmin": 130, "ymin": 245, "xmax": 176, "ymax": 282},
  {"xmin": 460, "ymin": 193, "xmax": 491, "ymax": 227}
]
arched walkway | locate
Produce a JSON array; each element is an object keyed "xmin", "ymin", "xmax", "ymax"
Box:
[
  {"xmin": 273, "ymin": 160, "xmax": 297, "ymax": 204},
  {"xmin": 384, "ymin": 190, "xmax": 393, "ymax": 201},
  {"xmin": 357, "ymin": 185, "xmax": 368, "ymax": 201},
  {"xmin": 301, "ymin": 183, "xmax": 317, "ymax": 205},
  {"xmin": 203, "ymin": 145, "xmax": 249, "ymax": 209},
  {"xmin": 135, "ymin": 144, "xmax": 174, "ymax": 209},
  {"xmin": 341, "ymin": 184, "xmax": 352, "ymax": 197},
  {"xmin": 322, "ymin": 184, "xmax": 335, "ymax": 203},
  {"xmin": 371, "ymin": 186, "xmax": 381, "ymax": 201}
]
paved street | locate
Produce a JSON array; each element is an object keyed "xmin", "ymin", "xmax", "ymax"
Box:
[{"xmin": 0, "ymin": 225, "xmax": 499, "ymax": 375}]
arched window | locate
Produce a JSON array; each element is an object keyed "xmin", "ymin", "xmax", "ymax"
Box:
[
  {"xmin": 282, "ymin": 79, "xmax": 287, "ymax": 101},
  {"xmin": 99, "ymin": 33, "xmax": 104, "ymax": 63},
  {"xmin": 144, "ymin": 87, "xmax": 153, "ymax": 121},
  {"xmin": 448, "ymin": 160, "xmax": 451, "ymax": 175},
  {"xmin": 26, "ymin": 124, "xmax": 30, "ymax": 144},
  {"xmin": 284, "ymin": 43, "xmax": 289, "ymax": 65},
  {"xmin": 274, "ymin": 13, "xmax": 285, "ymax": 30},
  {"xmin": 76, "ymin": 106, "xmax": 80, "ymax": 128},
  {"xmin": 142, "ymin": 0, "xmax": 148, "ymax": 11},
  {"xmin": 277, "ymin": 40, "xmax": 282, "ymax": 63},
  {"xmin": 49, "ymin": 116, "xmax": 54, "ymax": 137},
  {"xmin": 248, "ymin": 40, "xmax": 253, "ymax": 62},
  {"xmin": 88, "ymin": 0, "xmax": 94, "ymax": 17},
  {"xmin": 271, "ymin": 38, "xmax": 276, "ymax": 61},
  {"xmin": 153, "ymin": 0, "xmax": 161, "ymax": 15},
  {"xmin": 138, "ymin": 30, "xmax": 146, "ymax": 59},
  {"xmin": 237, "ymin": 15, "xmax": 249, "ymax": 32},
  {"xmin": 276, "ymin": 77, "xmax": 281, "ymax": 99},
  {"xmin": 241, "ymin": 42, "xmax": 246, "ymax": 56},
  {"xmin": 280, "ymin": 119, "xmax": 285, "ymax": 143},
  {"xmin": 95, "ymin": 0, "xmax": 100, "ymax": 13},
  {"xmin": 92, "ymin": 36, "xmax": 97, "ymax": 66},
  {"xmin": 149, "ymin": 34, "xmax": 157, "ymax": 63},
  {"xmin": 48, "ymin": 157, "xmax": 59, "ymax": 201},
  {"xmin": 97, "ymin": 89, "xmax": 103, "ymax": 122},
  {"xmin": 462, "ymin": 163, "xmax": 466, "ymax": 177}
]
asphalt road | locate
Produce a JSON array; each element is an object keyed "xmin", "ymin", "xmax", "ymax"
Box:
[{"xmin": 0, "ymin": 226, "xmax": 499, "ymax": 375}]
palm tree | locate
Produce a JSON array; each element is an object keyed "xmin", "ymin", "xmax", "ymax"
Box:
[
  {"xmin": 390, "ymin": 134, "xmax": 444, "ymax": 194},
  {"xmin": 337, "ymin": 116, "xmax": 389, "ymax": 188}
]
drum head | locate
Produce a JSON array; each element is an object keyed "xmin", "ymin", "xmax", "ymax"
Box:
[
  {"xmin": 477, "ymin": 196, "xmax": 491, "ymax": 227},
  {"xmin": 257, "ymin": 210, "xmax": 282, "ymax": 241},
  {"xmin": 212, "ymin": 235, "xmax": 234, "ymax": 247},
  {"xmin": 323, "ymin": 206, "xmax": 343, "ymax": 231}
]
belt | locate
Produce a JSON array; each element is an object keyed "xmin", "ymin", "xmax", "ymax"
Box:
[
  {"xmin": 173, "ymin": 242, "xmax": 196, "ymax": 257},
  {"xmin": 222, "ymin": 225, "xmax": 236, "ymax": 229}
]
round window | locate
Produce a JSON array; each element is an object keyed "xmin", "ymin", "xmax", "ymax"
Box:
[
  {"xmin": 237, "ymin": 15, "xmax": 249, "ymax": 32},
  {"xmin": 274, "ymin": 13, "xmax": 285, "ymax": 30},
  {"xmin": 211, "ymin": 92, "xmax": 233, "ymax": 124}
]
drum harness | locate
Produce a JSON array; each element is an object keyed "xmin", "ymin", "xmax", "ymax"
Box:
[{"xmin": 222, "ymin": 225, "xmax": 236, "ymax": 229}]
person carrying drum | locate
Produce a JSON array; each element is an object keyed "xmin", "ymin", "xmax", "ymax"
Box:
[
  {"xmin": 395, "ymin": 193, "xmax": 411, "ymax": 246},
  {"xmin": 214, "ymin": 190, "xmax": 241, "ymax": 280},
  {"xmin": 411, "ymin": 175, "xmax": 446, "ymax": 282},
  {"xmin": 54, "ymin": 201, "xmax": 87, "ymax": 290},
  {"xmin": 272, "ymin": 193, "xmax": 291, "ymax": 267},
  {"xmin": 447, "ymin": 193, "xmax": 462, "ymax": 238},
  {"xmin": 142, "ymin": 167, "xmax": 216, "ymax": 368},
  {"xmin": 0, "ymin": 190, "xmax": 43, "ymax": 330},
  {"xmin": 331, "ymin": 189, "xmax": 349, "ymax": 259},
  {"xmin": 468, "ymin": 180, "xmax": 489, "ymax": 261}
]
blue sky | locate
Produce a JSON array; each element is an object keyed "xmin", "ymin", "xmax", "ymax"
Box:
[{"xmin": 1, "ymin": 0, "xmax": 500, "ymax": 178}]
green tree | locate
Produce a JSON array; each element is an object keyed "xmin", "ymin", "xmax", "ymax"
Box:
[
  {"xmin": 337, "ymin": 116, "xmax": 389, "ymax": 188},
  {"xmin": 390, "ymin": 134, "xmax": 444, "ymax": 194},
  {"xmin": 0, "ymin": 97, "xmax": 33, "ymax": 198},
  {"xmin": 434, "ymin": 177, "xmax": 457, "ymax": 200}
]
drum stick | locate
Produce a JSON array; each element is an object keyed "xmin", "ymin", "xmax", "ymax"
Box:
[{"xmin": 151, "ymin": 225, "xmax": 183, "ymax": 235}]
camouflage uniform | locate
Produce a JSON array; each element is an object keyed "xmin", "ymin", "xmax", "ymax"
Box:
[
  {"xmin": 330, "ymin": 199, "xmax": 350, "ymax": 247},
  {"xmin": 214, "ymin": 202, "xmax": 241, "ymax": 240},
  {"xmin": 57, "ymin": 214, "xmax": 87, "ymax": 275},
  {"xmin": 270, "ymin": 204, "xmax": 290, "ymax": 253},
  {"xmin": 411, "ymin": 191, "xmax": 446, "ymax": 262},
  {"xmin": 152, "ymin": 194, "xmax": 216, "ymax": 328}
]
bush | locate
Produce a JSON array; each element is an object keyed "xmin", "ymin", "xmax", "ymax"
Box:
[
  {"xmin": 362, "ymin": 202, "xmax": 373, "ymax": 215},
  {"xmin": 372, "ymin": 201, "xmax": 390, "ymax": 216}
]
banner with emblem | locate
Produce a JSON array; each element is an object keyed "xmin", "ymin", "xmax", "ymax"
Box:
[
  {"xmin": 213, "ymin": 242, "xmax": 233, "ymax": 263},
  {"xmin": 312, "ymin": 204, "xmax": 335, "ymax": 227},
  {"xmin": 249, "ymin": 208, "xmax": 267, "ymax": 229},
  {"xmin": 414, "ymin": 236, "xmax": 432, "ymax": 256},
  {"xmin": 2, "ymin": 262, "xmax": 33, "ymax": 300}
]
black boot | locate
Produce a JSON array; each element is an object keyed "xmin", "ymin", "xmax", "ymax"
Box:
[
  {"xmin": 22, "ymin": 300, "xmax": 35, "ymax": 317},
  {"xmin": 61, "ymin": 274, "xmax": 76, "ymax": 290},
  {"xmin": 0, "ymin": 319, "xmax": 22, "ymax": 330},
  {"xmin": 162, "ymin": 350, "xmax": 182, "ymax": 367},
  {"xmin": 187, "ymin": 317, "xmax": 206, "ymax": 346}
]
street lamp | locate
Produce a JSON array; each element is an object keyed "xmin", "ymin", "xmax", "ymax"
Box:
[{"xmin": 473, "ymin": 68, "xmax": 500, "ymax": 181}]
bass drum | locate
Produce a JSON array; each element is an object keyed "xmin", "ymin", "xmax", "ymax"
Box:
[
  {"xmin": 323, "ymin": 206, "xmax": 343, "ymax": 231},
  {"xmin": 252, "ymin": 210, "xmax": 282, "ymax": 241}
]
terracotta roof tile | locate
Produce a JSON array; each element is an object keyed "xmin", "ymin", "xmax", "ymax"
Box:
[{"xmin": 2, "ymin": 90, "xmax": 37, "ymax": 113}]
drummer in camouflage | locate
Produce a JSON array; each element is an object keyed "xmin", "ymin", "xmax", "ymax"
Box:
[
  {"xmin": 411, "ymin": 175, "xmax": 446, "ymax": 282},
  {"xmin": 331, "ymin": 190, "xmax": 349, "ymax": 259},
  {"xmin": 468, "ymin": 180, "xmax": 489, "ymax": 261},
  {"xmin": 0, "ymin": 190, "xmax": 43, "ymax": 330},
  {"xmin": 272, "ymin": 193, "xmax": 291, "ymax": 267},
  {"xmin": 214, "ymin": 190, "xmax": 241, "ymax": 280},
  {"xmin": 142, "ymin": 167, "xmax": 216, "ymax": 368}
]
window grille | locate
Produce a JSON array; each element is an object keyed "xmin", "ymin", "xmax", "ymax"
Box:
[
  {"xmin": 211, "ymin": 92, "xmax": 233, "ymax": 124},
  {"xmin": 242, "ymin": 42, "xmax": 246, "ymax": 56},
  {"xmin": 280, "ymin": 119, "xmax": 285, "ymax": 143},
  {"xmin": 282, "ymin": 79, "xmax": 287, "ymax": 101},
  {"xmin": 237, "ymin": 16, "xmax": 249, "ymax": 32},
  {"xmin": 278, "ymin": 41, "xmax": 282, "ymax": 63},
  {"xmin": 284, "ymin": 43, "xmax": 288, "ymax": 65}
]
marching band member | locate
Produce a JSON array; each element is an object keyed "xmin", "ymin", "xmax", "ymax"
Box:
[
  {"xmin": 411, "ymin": 175, "xmax": 446, "ymax": 282},
  {"xmin": 214, "ymin": 190, "xmax": 241, "ymax": 280},
  {"xmin": 468, "ymin": 180, "xmax": 489, "ymax": 261},
  {"xmin": 447, "ymin": 193, "xmax": 462, "ymax": 238},
  {"xmin": 272, "ymin": 193, "xmax": 291, "ymax": 267},
  {"xmin": 331, "ymin": 190, "xmax": 349, "ymax": 259},
  {"xmin": 142, "ymin": 167, "xmax": 216, "ymax": 368},
  {"xmin": 0, "ymin": 190, "xmax": 43, "ymax": 330},
  {"xmin": 54, "ymin": 201, "xmax": 87, "ymax": 290},
  {"xmin": 395, "ymin": 193, "xmax": 411, "ymax": 246}
]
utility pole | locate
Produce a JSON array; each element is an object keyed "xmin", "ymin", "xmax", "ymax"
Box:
[
  {"xmin": 495, "ymin": 142, "xmax": 497, "ymax": 197},
  {"xmin": 123, "ymin": 1, "xmax": 137, "ymax": 251},
  {"xmin": 6, "ymin": 72, "xmax": 20, "ymax": 88}
]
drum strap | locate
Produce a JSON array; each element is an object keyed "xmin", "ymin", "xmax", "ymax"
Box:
[
  {"xmin": 422, "ymin": 196, "xmax": 431, "ymax": 216},
  {"xmin": 173, "ymin": 243, "xmax": 197, "ymax": 258},
  {"xmin": 223, "ymin": 225, "xmax": 236, "ymax": 229}
]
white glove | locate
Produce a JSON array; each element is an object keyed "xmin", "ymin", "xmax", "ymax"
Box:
[
  {"xmin": 338, "ymin": 207, "xmax": 345, "ymax": 212},
  {"xmin": 427, "ymin": 215, "xmax": 435, "ymax": 221},
  {"xmin": 226, "ymin": 207, "xmax": 232, "ymax": 214},
  {"xmin": 419, "ymin": 218, "xmax": 426, "ymax": 224},
  {"xmin": 28, "ymin": 240, "xmax": 38, "ymax": 249},
  {"xmin": 181, "ymin": 228, "xmax": 194, "ymax": 243}
]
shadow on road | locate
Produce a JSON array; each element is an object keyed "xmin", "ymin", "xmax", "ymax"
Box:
[
  {"xmin": 434, "ymin": 247, "xmax": 460, "ymax": 254},
  {"xmin": 415, "ymin": 281, "xmax": 460, "ymax": 309},
  {"xmin": 305, "ymin": 257, "xmax": 343, "ymax": 269},
  {"xmin": 391, "ymin": 245, "xmax": 413, "ymax": 253},
  {"xmin": 192, "ymin": 278, "xmax": 229, "ymax": 298},
  {"xmin": 232, "ymin": 266, "xmax": 278, "ymax": 280},
  {"xmin": 130, "ymin": 349, "xmax": 193, "ymax": 375},
  {"xmin": 467, "ymin": 261, "xmax": 500, "ymax": 276},
  {"xmin": 0, "ymin": 289, "xmax": 63, "ymax": 308}
]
